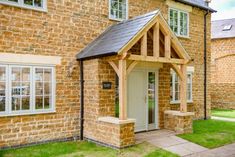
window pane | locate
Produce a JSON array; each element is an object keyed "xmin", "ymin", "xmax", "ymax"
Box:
[
  {"xmin": 34, "ymin": 0, "xmax": 42, "ymax": 7},
  {"xmin": 12, "ymin": 82, "xmax": 21, "ymax": 95},
  {"xmin": 22, "ymin": 82, "xmax": 30, "ymax": 95},
  {"xmin": 35, "ymin": 68, "xmax": 43, "ymax": 81},
  {"xmin": 24, "ymin": 0, "xmax": 33, "ymax": 5},
  {"xmin": 36, "ymin": 96, "xmax": 43, "ymax": 109},
  {"xmin": 36, "ymin": 82, "xmax": 43, "ymax": 95},
  {"xmin": 0, "ymin": 97, "xmax": 5, "ymax": 112},
  {"xmin": 0, "ymin": 82, "xmax": 5, "ymax": 96},
  {"xmin": 44, "ymin": 83, "xmax": 51, "ymax": 95},
  {"xmin": 0, "ymin": 67, "xmax": 6, "ymax": 81},
  {"xmin": 7, "ymin": 0, "xmax": 18, "ymax": 2},
  {"xmin": 12, "ymin": 67, "xmax": 21, "ymax": 81},
  {"xmin": 35, "ymin": 67, "xmax": 53, "ymax": 110},
  {"xmin": 22, "ymin": 96, "xmax": 30, "ymax": 110},
  {"xmin": 22, "ymin": 68, "xmax": 30, "ymax": 82},
  {"xmin": 12, "ymin": 97, "xmax": 21, "ymax": 111},
  {"xmin": 44, "ymin": 69, "xmax": 52, "ymax": 82},
  {"xmin": 44, "ymin": 96, "xmax": 51, "ymax": 109},
  {"xmin": 180, "ymin": 12, "xmax": 188, "ymax": 36},
  {"xmin": 110, "ymin": 0, "xmax": 127, "ymax": 20}
]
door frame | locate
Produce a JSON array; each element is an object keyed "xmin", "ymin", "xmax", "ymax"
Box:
[{"xmin": 128, "ymin": 66, "xmax": 159, "ymax": 132}]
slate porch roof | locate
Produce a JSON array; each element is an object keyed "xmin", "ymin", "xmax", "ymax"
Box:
[
  {"xmin": 212, "ymin": 18, "xmax": 235, "ymax": 39},
  {"xmin": 76, "ymin": 10, "xmax": 160, "ymax": 60}
]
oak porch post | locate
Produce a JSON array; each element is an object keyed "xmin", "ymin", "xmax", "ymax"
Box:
[
  {"xmin": 119, "ymin": 59, "xmax": 127, "ymax": 120},
  {"xmin": 180, "ymin": 64, "xmax": 187, "ymax": 112}
]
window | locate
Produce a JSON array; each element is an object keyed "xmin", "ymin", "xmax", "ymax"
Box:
[
  {"xmin": 0, "ymin": 65, "xmax": 55, "ymax": 116},
  {"xmin": 170, "ymin": 71, "xmax": 193, "ymax": 103},
  {"xmin": 169, "ymin": 8, "xmax": 189, "ymax": 37},
  {"xmin": 109, "ymin": 0, "xmax": 128, "ymax": 21},
  {"xmin": 0, "ymin": 0, "xmax": 46, "ymax": 11},
  {"xmin": 223, "ymin": 25, "xmax": 232, "ymax": 31}
]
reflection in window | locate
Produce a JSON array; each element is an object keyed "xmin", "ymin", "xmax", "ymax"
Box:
[
  {"xmin": 148, "ymin": 72, "xmax": 155, "ymax": 124},
  {"xmin": 109, "ymin": 0, "xmax": 127, "ymax": 21},
  {"xmin": 0, "ymin": 66, "xmax": 6, "ymax": 112},
  {"xmin": 11, "ymin": 67, "xmax": 31, "ymax": 111},
  {"xmin": 35, "ymin": 68, "xmax": 52, "ymax": 110}
]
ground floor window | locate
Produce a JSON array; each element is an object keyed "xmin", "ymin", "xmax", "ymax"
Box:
[
  {"xmin": 170, "ymin": 70, "xmax": 193, "ymax": 103},
  {"xmin": 0, "ymin": 64, "xmax": 55, "ymax": 116}
]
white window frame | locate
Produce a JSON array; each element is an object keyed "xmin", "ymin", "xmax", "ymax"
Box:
[
  {"xmin": 170, "ymin": 70, "xmax": 193, "ymax": 104},
  {"xmin": 0, "ymin": 0, "xmax": 47, "ymax": 12},
  {"xmin": 168, "ymin": 8, "xmax": 189, "ymax": 38},
  {"xmin": 0, "ymin": 64, "xmax": 55, "ymax": 117},
  {"xmin": 109, "ymin": 0, "xmax": 128, "ymax": 21}
]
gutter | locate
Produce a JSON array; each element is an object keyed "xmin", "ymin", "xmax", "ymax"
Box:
[
  {"xmin": 79, "ymin": 59, "xmax": 84, "ymax": 140},
  {"xmin": 204, "ymin": 9, "xmax": 209, "ymax": 120}
]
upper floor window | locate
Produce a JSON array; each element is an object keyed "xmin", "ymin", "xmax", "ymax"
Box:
[
  {"xmin": 169, "ymin": 8, "xmax": 189, "ymax": 37},
  {"xmin": 0, "ymin": 0, "xmax": 47, "ymax": 12},
  {"xmin": 170, "ymin": 70, "xmax": 193, "ymax": 104},
  {"xmin": 0, "ymin": 64, "xmax": 55, "ymax": 116},
  {"xmin": 109, "ymin": 0, "xmax": 128, "ymax": 21}
]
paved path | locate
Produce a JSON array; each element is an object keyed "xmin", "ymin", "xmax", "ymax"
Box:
[
  {"xmin": 211, "ymin": 116, "xmax": 235, "ymax": 122},
  {"xmin": 185, "ymin": 143, "xmax": 235, "ymax": 157},
  {"xmin": 136, "ymin": 130, "xmax": 208, "ymax": 156}
]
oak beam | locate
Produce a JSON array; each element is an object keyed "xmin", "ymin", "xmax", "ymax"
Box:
[
  {"xmin": 171, "ymin": 64, "xmax": 183, "ymax": 80},
  {"xmin": 153, "ymin": 23, "xmax": 160, "ymax": 57},
  {"xmin": 141, "ymin": 33, "xmax": 147, "ymax": 56},
  {"xmin": 180, "ymin": 64, "xmax": 187, "ymax": 112},
  {"xmin": 119, "ymin": 59, "xmax": 127, "ymax": 120},
  {"xmin": 128, "ymin": 55, "xmax": 185, "ymax": 64},
  {"xmin": 165, "ymin": 34, "xmax": 171, "ymax": 58},
  {"xmin": 108, "ymin": 61, "xmax": 119, "ymax": 77},
  {"xmin": 127, "ymin": 61, "xmax": 138, "ymax": 75}
]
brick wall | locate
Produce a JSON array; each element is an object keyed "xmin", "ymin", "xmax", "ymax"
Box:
[
  {"xmin": 0, "ymin": 0, "xmax": 211, "ymax": 148},
  {"xmin": 211, "ymin": 38, "xmax": 235, "ymax": 109}
]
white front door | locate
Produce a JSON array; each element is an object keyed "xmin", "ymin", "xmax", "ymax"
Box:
[{"xmin": 127, "ymin": 69, "xmax": 159, "ymax": 132}]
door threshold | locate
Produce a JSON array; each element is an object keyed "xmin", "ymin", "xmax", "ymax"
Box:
[{"xmin": 135, "ymin": 128, "xmax": 160, "ymax": 134}]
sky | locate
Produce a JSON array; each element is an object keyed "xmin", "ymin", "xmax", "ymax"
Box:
[{"xmin": 210, "ymin": 0, "xmax": 235, "ymax": 21}]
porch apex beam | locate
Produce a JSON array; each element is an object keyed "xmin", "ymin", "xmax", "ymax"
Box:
[
  {"xmin": 119, "ymin": 59, "xmax": 127, "ymax": 120},
  {"xmin": 180, "ymin": 64, "xmax": 187, "ymax": 113},
  {"xmin": 153, "ymin": 22, "xmax": 160, "ymax": 58},
  {"xmin": 128, "ymin": 54, "xmax": 185, "ymax": 64},
  {"xmin": 165, "ymin": 34, "xmax": 171, "ymax": 59},
  {"xmin": 141, "ymin": 33, "xmax": 147, "ymax": 56}
]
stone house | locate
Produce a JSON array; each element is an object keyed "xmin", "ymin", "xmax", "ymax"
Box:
[
  {"xmin": 211, "ymin": 18, "xmax": 235, "ymax": 110},
  {"xmin": 0, "ymin": 0, "xmax": 215, "ymax": 149}
]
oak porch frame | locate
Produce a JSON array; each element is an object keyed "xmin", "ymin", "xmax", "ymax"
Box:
[{"xmin": 107, "ymin": 15, "xmax": 190, "ymax": 120}]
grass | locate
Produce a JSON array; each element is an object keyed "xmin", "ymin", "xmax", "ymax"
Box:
[
  {"xmin": 178, "ymin": 119, "xmax": 235, "ymax": 149},
  {"xmin": 0, "ymin": 141, "xmax": 179, "ymax": 157},
  {"xmin": 212, "ymin": 109, "xmax": 235, "ymax": 119}
]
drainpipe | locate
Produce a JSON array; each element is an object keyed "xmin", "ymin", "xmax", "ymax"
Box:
[
  {"xmin": 204, "ymin": 1, "xmax": 210, "ymax": 120},
  {"xmin": 79, "ymin": 59, "xmax": 84, "ymax": 140}
]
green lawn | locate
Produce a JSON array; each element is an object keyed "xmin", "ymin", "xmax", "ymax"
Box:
[
  {"xmin": 0, "ymin": 141, "xmax": 178, "ymax": 157},
  {"xmin": 212, "ymin": 109, "xmax": 235, "ymax": 119},
  {"xmin": 178, "ymin": 120, "xmax": 235, "ymax": 149}
]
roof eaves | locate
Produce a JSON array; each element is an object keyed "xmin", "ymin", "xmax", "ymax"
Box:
[{"xmin": 175, "ymin": 0, "xmax": 217, "ymax": 12}]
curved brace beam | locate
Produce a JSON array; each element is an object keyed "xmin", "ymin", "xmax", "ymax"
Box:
[
  {"xmin": 171, "ymin": 63, "xmax": 183, "ymax": 80},
  {"xmin": 127, "ymin": 61, "xmax": 138, "ymax": 75},
  {"xmin": 108, "ymin": 61, "xmax": 119, "ymax": 77}
]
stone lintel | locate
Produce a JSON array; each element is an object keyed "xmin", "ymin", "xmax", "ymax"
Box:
[{"xmin": 98, "ymin": 116, "xmax": 136, "ymax": 125}]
